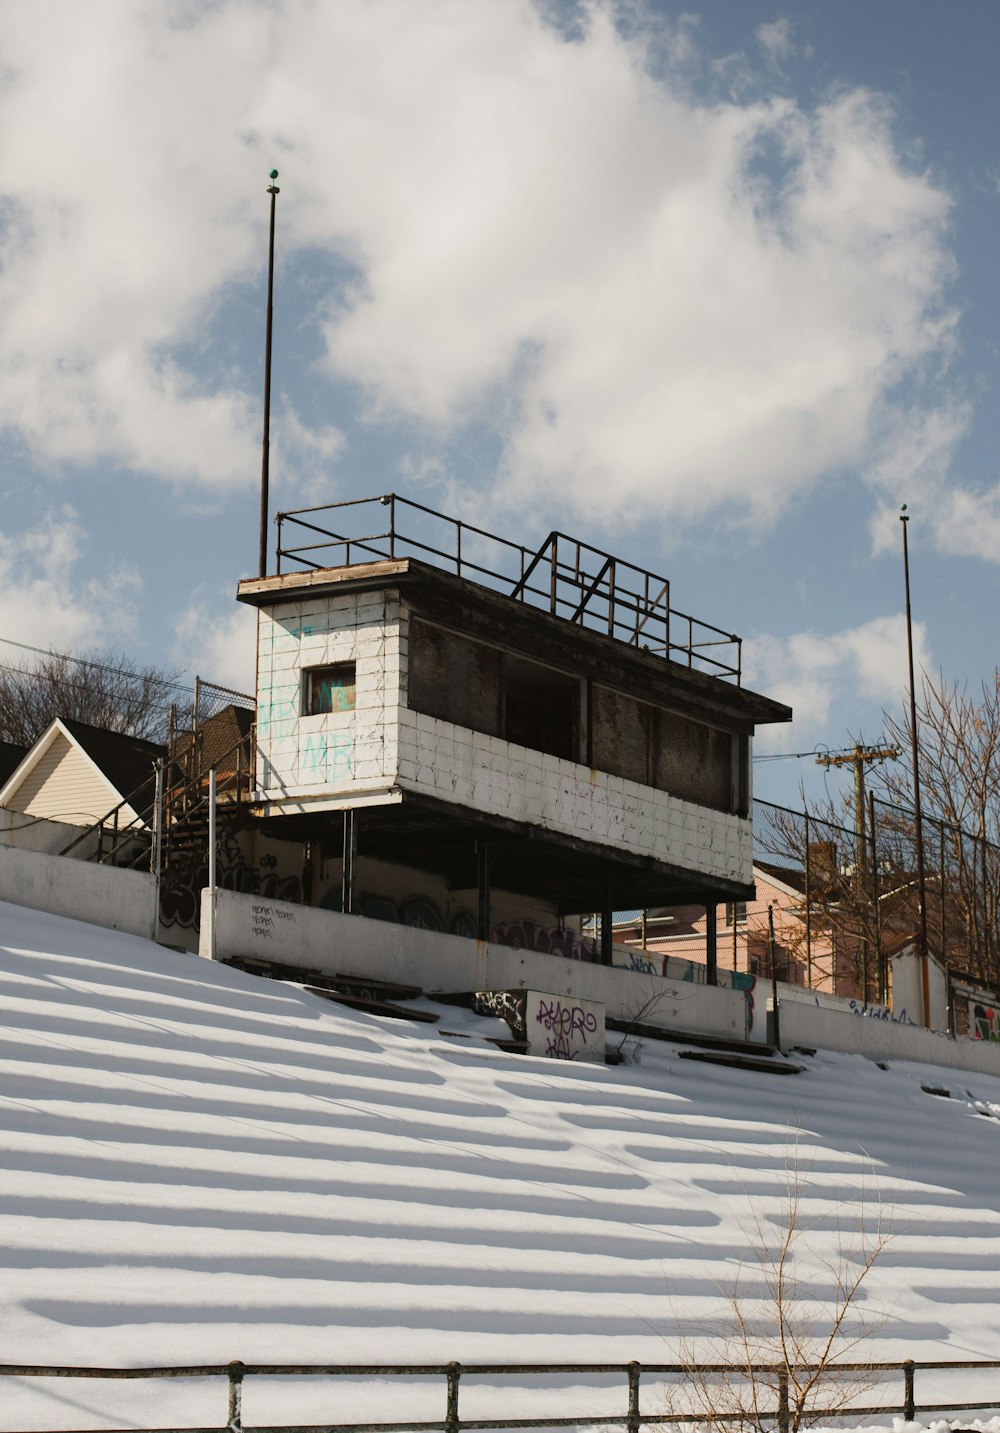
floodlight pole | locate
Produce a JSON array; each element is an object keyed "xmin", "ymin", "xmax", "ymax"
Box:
[
  {"xmin": 900, "ymin": 505, "xmax": 930, "ymax": 1024},
  {"xmin": 258, "ymin": 171, "xmax": 280, "ymax": 579}
]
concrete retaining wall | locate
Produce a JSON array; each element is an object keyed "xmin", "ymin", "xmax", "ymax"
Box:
[
  {"xmin": 203, "ymin": 888, "xmax": 753, "ymax": 1043},
  {"xmin": 779, "ymin": 995, "xmax": 1000, "ymax": 1080},
  {"xmin": 205, "ymin": 888, "xmax": 1000, "ymax": 1078},
  {"xmin": 0, "ymin": 806, "xmax": 101, "ymax": 858},
  {"xmin": 0, "ymin": 844, "xmax": 156, "ymax": 940}
]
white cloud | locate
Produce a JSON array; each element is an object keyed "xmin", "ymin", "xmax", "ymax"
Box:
[
  {"xmin": 756, "ymin": 18, "xmax": 798, "ymax": 66},
  {"xmin": 272, "ymin": 403, "xmax": 347, "ymax": 506},
  {"xmin": 0, "ymin": 508, "xmax": 139, "ymax": 654},
  {"xmin": 0, "ymin": 0, "xmax": 959, "ymax": 532},
  {"xmin": 859, "ymin": 396, "xmax": 1000, "ymax": 564},
  {"xmin": 746, "ymin": 613, "xmax": 932, "ymax": 752},
  {"xmin": 172, "ymin": 599, "xmax": 257, "ymax": 696},
  {"xmin": 267, "ymin": 5, "xmax": 956, "ymax": 528},
  {"xmin": 0, "ymin": 1, "xmax": 264, "ymax": 486}
]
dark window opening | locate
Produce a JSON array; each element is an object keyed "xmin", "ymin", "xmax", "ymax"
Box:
[
  {"xmin": 305, "ymin": 663, "xmax": 356, "ymax": 715},
  {"xmin": 408, "ymin": 620, "xmax": 501, "ymax": 734},
  {"xmin": 503, "ymin": 653, "xmax": 578, "ymax": 761},
  {"xmin": 404, "ymin": 618, "xmax": 749, "ymax": 814},
  {"xmin": 725, "ymin": 900, "xmax": 748, "ymax": 926},
  {"xmin": 591, "ymin": 685, "xmax": 651, "ymax": 785}
]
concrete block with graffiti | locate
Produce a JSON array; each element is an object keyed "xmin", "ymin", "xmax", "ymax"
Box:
[{"xmin": 525, "ymin": 990, "xmax": 605, "ymax": 1063}]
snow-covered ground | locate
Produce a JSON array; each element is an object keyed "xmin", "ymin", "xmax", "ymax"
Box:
[{"xmin": 2, "ymin": 900, "xmax": 1000, "ymax": 1431}]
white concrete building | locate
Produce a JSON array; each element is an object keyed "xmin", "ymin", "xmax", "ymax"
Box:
[{"xmin": 237, "ymin": 496, "xmax": 792, "ymax": 964}]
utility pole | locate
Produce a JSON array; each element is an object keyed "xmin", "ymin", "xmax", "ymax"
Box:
[
  {"xmin": 816, "ymin": 743, "xmax": 900, "ymax": 1004},
  {"xmin": 815, "ymin": 744, "xmax": 901, "ymax": 896}
]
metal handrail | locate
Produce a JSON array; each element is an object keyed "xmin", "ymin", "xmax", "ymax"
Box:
[
  {"xmin": 55, "ymin": 728, "xmax": 254, "ymax": 878},
  {"xmin": 57, "ymin": 773, "xmax": 157, "ymax": 866},
  {"xmin": 273, "ymin": 494, "xmax": 742, "ymax": 683},
  {"xmin": 2, "ymin": 1354, "xmax": 996, "ymax": 1433},
  {"xmin": 163, "ymin": 729, "xmax": 254, "ymax": 831}
]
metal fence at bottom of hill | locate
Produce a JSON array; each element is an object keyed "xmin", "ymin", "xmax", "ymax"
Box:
[{"xmin": 3, "ymin": 1356, "xmax": 999, "ymax": 1433}]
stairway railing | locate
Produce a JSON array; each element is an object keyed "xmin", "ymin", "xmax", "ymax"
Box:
[
  {"xmin": 54, "ymin": 726, "xmax": 255, "ymax": 877},
  {"xmin": 161, "ymin": 727, "xmax": 255, "ymax": 869}
]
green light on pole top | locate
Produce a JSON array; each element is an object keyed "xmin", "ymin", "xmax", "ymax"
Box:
[
  {"xmin": 900, "ymin": 502, "xmax": 909, "ymax": 520},
  {"xmin": 267, "ymin": 168, "xmax": 280, "ymax": 194},
  {"xmin": 270, "ymin": 169, "xmax": 278, "ymax": 179}
]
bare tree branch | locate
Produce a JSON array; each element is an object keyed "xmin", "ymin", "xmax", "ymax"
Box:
[{"xmin": 0, "ymin": 648, "xmax": 185, "ymax": 745}]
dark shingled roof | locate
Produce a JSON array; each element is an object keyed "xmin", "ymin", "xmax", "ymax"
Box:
[
  {"xmin": 0, "ymin": 740, "xmax": 28, "ymax": 788},
  {"xmin": 59, "ymin": 719, "xmax": 165, "ymax": 816}
]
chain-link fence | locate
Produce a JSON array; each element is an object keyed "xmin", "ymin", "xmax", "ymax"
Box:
[
  {"xmin": 745, "ymin": 797, "xmax": 1000, "ymax": 1002},
  {"xmin": 166, "ymin": 677, "xmax": 256, "ymax": 818},
  {"xmin": 869, "ymin": 796, "xmax": 1000, "ymax": 990},
  {"xmin": 621, "ymin": 798, "xmax": 1000, "ymax": 1004}
]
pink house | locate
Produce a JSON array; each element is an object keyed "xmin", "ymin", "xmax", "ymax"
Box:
[{"xmin": 612, "ymin": 860, "xmax": 863, "ymax": 997}]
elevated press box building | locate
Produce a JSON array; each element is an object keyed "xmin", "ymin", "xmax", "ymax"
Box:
[{"xmin": 237, "ymin": 495, "xmax": 791, "ymax": 966}]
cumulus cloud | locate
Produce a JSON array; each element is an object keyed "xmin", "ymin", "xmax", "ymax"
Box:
[
  {"xmin": 0, "ymin": 0, "xmax": 959, "ymax": 531},
  {"xmin": 746, "ymin": 613, "xmax": 932, "ymax": 752},
  {"xmin": 265, "ymin": 3, "xmax": 957, "ymax": 528},
  {"xmin": 173, "ymin": 599, "xmax": 257, "ymax": 695},
  {"xmin": 0, "ymin": 509, "xmax": 139, "ymax": 654},
  {"xmin": 0, "ymin": 2, "xmax": 264, "ymax": 486}
]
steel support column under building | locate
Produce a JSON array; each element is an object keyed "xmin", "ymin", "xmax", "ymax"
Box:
[
  {"xmin": 601, "ymin": 878, "xmax": 614, "ymax": 966},
  {"xmin": 476, "ymin": 840, "xmax": 494, "ymax": 942},
  {"xmin": 705, "ymin": 902, "xmax": 718, "ymax": 986},
  {"xmin": 342, "ymin": 809, "xmax": 359, "ymax": 914}
]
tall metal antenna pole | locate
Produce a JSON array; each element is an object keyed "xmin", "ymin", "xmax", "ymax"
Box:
[
  {"xmin": 258, "ymin": 170, "xmax": 280, "ymax": 578},
  {"xmin": 900, "ymin": 503, "xmax": 931, "ymax": 1023}
]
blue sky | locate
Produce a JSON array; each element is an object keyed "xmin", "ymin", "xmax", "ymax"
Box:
[{"xmin": 1, "ymin": 0, "xmax": 998, "ymax": 809}]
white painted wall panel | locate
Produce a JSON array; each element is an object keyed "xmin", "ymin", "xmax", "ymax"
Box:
[{"xmin": 396, "ymin": 709, "xmax": 752, "ymax": 886}]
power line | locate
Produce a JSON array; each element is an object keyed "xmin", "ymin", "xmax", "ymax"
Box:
[
  {"xmin": 753, "ymin": 746, "xmax": 857, "ymax": 764},
  {"xmin": 0, "ymin": 636, "xmax": 194, "ymax": 695},
  {"xmin": 0, "ymin": 657, "xmax": 182, "ymax": 706}
]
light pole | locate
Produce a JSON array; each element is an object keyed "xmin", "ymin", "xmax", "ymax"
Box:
[
  {"xmin": 258, "ymin": 169, "xmax": 280, "ymax": 578},
  {"xmin": 900, "ymin": 503, "xmax": 930, "ymax": 1025}
]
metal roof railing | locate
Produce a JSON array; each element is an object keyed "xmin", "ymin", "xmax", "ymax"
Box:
[{"xmin": 274, "ymin": 494, "xmax": 741, "ymax": 684}]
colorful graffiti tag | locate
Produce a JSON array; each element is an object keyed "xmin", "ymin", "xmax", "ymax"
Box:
[
  {"xmin": 356, "ymin": 893, "xmax": 477, "ymax": 939},
  {"xmin": 972, "ymin": 1001, "xmax": 1000, "ymax": 1041},
  {"xmin": 490, "ymin": 919, "xmax": 599, "ymax": 962}
]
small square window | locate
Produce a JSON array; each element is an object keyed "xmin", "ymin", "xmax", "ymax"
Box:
[{"xmin": 305, "ymin": 663, "xmax": 356, "ymax": 715}]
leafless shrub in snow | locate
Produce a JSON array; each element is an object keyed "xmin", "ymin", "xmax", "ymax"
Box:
[{"xmin": 662, "ymin": 1147, "xmax": 894, "ymax": 1433}]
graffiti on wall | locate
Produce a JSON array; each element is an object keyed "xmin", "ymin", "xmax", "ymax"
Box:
[
  {"xmin": 525, "ymin": 991, "xmax": 604, "ymax": 1062},
  {"xmin": 475, "ymin": 989, "xmax": 527, "ymax": 1041},
  {"xmin": 356, "ymin": 893, "xmax": 477, "ymax": 938},
  {"xmin": 971, "ymin": 1000, "xmax": 1000, "ymax": 1041},
  {"xmin": 614, "ymin": 949, "xmax": 661, "ymax": 975},
  {"xmin": 159, "ymin": 827, "xmax": 303, "ymax": 935},
  {"xmin": 491, "ymin": 919, "xmax": 599, "ymax": 962},
  {"xmin": 847, "ymin": 999, "xmax": 915, "ymax": 1025},
  {"xmin": 301, "ymin": 732, "xmax": 354, "ymax": 782}
]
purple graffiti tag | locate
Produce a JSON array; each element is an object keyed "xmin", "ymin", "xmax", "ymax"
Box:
[{"xmin": 534, "ymin": 997, "xmax": 598, "ymax": 1060}]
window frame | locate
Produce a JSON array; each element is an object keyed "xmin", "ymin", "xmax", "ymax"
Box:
[{"xmin": 303, "ymin": 662, "xmax": 357, "ymax": 717}]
